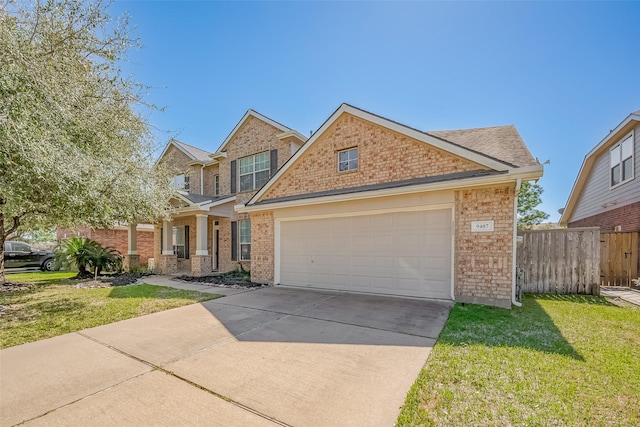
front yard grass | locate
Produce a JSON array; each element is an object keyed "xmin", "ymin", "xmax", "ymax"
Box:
[
  {"xmin": 398, "ymin": 294, "xmax": 640, "ymax": 426},
  {"xmin": 0, "ymin": 272, "xmax": 220, "ymax": 349}
]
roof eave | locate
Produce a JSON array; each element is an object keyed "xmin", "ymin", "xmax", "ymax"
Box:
[{"xmin": 238, "ymin": 165, "xmax": 543, "ymax": 213}]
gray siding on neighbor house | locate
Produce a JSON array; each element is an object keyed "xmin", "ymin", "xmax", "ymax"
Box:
[{"xmin": 571, "ymin": 123, "xmax": 640, "ymax": 222}]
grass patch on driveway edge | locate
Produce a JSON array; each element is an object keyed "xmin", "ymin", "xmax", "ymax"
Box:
[
  {"xmin": 397, "ymin": 294, "xmax": 640, "ymax": 426},
  {"xmin": 1, "ymin": 272, "xmax": 220, "ymax": 349}
]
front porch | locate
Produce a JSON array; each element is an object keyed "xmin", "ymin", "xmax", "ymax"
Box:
[{"xmin": 125, "ymin": 194, "xmax": 237, "ymax": 277}]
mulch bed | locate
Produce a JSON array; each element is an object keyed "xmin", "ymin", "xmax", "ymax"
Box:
[
  {"xmin": 176, "ymin": 274, "xmax": 269, "ymax": 289},
  {"xmin": 0, "ymin": 282, "xmax": 35, "ymax": 292},
  {"xmin": 73, "ymin": 272, "xmax": 144, "ymax": 288}
]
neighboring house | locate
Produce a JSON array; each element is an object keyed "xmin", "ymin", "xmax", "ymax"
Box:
[
  {"xmin": 560, "ymin": 110, "xmax": 640, "ymax": 267},
  {"xmin": 231, "ymin": 104, "xmax": 543, "ymax": 308}
]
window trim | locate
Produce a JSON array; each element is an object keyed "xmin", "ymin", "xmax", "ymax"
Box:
[
  {"xmin": 239, "ymin": 151, "xmax": 270, "ymax": 192},
  {"xmin": 610, "ymin": 131, "xmax": 635, "ymax": 189},
  {"xmin": 338, "ymin": 147, "xmax": 358, "ymax": 173},
  {"xmin": 172, "ymin": 174, "xmax": 190, "ymax": 192},
  {"xmin": 239, "ymin": 220, "xmax": 251, "ymax": 261},
  {"xmin": 213, "ymin": 174, "xmax": 220, "ymax": 196}
]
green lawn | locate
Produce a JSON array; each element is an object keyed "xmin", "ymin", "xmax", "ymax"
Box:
[
  {"xmin": 0, "ymin": 272, "xmax": 220, "ymax": 349},
  {"xmin": 398, "ymin": 294, "xmax": 640, "ymax": 426}
]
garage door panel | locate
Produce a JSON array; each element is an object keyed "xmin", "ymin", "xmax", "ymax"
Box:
[{"xmin": 280, "ymin": 208, "xmax": 452, "ymax": 299}]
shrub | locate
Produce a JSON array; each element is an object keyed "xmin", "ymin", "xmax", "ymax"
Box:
[{"xmin": 54, "ymin": 237, "xmax": 122, "ymax": 279}]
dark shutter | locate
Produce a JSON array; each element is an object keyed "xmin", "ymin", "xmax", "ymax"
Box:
[
  {"xmin": 230, "ymin": 160, "xmax": 237, "ymax": 194},
  {"xmin": 270, "ymin": 149, "xmax": 278, "ymax": 177},
  {"xmin": 160, "ymin": 228, "xmax": 163, "ymax": 253},
  {"xmin": 231, "ymin": 221, "xmax": 237, "ymax": 261},
  {"xmin": 184, "ymin": 226, "xmax": 190, "ymax": 259}
]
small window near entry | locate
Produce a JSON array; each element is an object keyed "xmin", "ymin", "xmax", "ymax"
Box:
[
  {"xmin": 610, "ymin": 133, "xmax": 634, "ymax": 187},
  {"xmin": 214, "ymin": 174, "xmax": 220, "ymax": 196},
  {"xmin": 338, "ymin": 148, "xmax": 358, "ymax": 172},
  {"xmin": 172, "ymin": 174, "xmax": 190, "ymax": 191},
  {"xmin": 239, "ymin": 220, "xmax": 251, "ymax": 261}
]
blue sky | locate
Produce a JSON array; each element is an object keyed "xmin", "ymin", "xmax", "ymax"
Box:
[{"xmin": 112, "ymin": 1, "xmax": 639, "ymax": 222}]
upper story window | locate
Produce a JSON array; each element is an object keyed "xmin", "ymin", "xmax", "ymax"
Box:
[
  {"xmin": 610, "ymin": 132, "xmax": 634, "ymax": 187},
  {"xmin": 214, "ymin": 174, "xmax": 220, "ymax": 196},
  {"xmin": 338, "ymin": 148, "xmax": 358, "ymax": 172},
  {"xmin": 239, "ymin": 151, "xmax": 270, "ymax": 192},
  {"xmin": 172, "ymin": 174, "xmax": 190, "ymax": 192}
]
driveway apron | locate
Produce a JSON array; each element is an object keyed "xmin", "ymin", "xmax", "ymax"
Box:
[{"xmin": 1, "ymin": 287, "xmax": 452, "ymax": 426}]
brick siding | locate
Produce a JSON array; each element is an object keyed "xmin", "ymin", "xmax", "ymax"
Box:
[
  {"xmin": 260, "ymin": 113, "xmax": 489, "ymax": 202},
  {"xmin": 249, "ymin": 112, "xmax": 517, "ymax": 307},
  {"xmin": 454, "ymin": 186, "xmax": 514, "ymax": 308}
]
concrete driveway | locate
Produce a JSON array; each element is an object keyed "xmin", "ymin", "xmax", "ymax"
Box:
[{"xmin": 0, "ymin": 287, "xmax": 452, "ymax": 426}]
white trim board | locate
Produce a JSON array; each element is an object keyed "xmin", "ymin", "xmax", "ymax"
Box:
[{"xmin": 216, "ymin": 109, "xmax": 292, "ymax": 153}]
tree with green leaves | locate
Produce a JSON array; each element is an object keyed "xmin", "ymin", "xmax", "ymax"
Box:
[
  {"xmin": 0, "ymin": 0, "xmax": 174, "ymax": 284},
  {"xmin": 517, "ymin": 181, "xmax": 550, "ymax": 230}
]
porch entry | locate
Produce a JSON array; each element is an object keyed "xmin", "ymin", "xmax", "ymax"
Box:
[{"xmin": 600, "ymin": 232, "xmax": 639, "ymax": 286}]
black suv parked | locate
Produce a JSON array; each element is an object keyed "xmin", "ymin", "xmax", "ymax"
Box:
[{"xmin": 3, "ymin": 241, "xmax": 55, "ymax": 271}]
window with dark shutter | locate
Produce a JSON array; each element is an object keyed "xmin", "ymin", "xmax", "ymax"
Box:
[
  {"xmin": 270, "ymin": 149, "xmax": 278, "ymax": 178},
  {"xmin": 230, "ymin": 160, "xmax": 237, "ymax": 194},
  {"xmin": 184, "ymin": 226, "xmax": 190, "ymax": 259},
  {"xmin": 231, "ymin": 221, "xmax": 238, "ymax": 261}
]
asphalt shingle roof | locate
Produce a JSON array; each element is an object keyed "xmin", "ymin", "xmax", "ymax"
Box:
[
  {"xmin": 172, "ymin": 140, "xmax": 213, "ymax": 162},
  {"xmin": 428, "ymin": 125, "xmax": 538, "ymax": 168}
]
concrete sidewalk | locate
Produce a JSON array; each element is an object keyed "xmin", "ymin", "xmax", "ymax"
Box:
[
  {"xmin": 1, "ymin": 287, "xmax": 452, "ymax": 426},
  {"xmin": 601, "ymin": 286, "xmax": 640, "ymax": 306}
]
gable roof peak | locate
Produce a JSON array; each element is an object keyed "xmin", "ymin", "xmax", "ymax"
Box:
[
  {"xmin": 157, "ymin": 138, "xmax": 213, "ymax": 164},
  {"xmin": 216, "ymin": 109, "xmax": 293, "ymax": 153}
]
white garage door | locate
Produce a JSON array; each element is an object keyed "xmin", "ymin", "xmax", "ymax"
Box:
[{"xmin": 279, "ymin": 208, "xmax": 452, "ymax": 299}]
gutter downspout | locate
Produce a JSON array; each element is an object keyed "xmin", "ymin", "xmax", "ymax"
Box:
[
  {"xmin": 200, "ymin": 165, "xmax": 205, "ymax": 195},
  {"xmin": 512, "ymin": 178, "xmax": 522, "ymax": 307}
]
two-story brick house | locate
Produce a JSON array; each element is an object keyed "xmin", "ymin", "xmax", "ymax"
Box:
[
  {"xmin": 124, "ymin": 103, "xmax": 542, "ymax": 308},
  {"xmin": 143, "ymin": 110, "xmax": 306, "ymax": 276}
]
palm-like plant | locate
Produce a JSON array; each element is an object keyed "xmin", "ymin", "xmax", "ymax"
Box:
[
  {"xmin": 54, "ymin": 237, "xmax": 98, "ymax": 277},
  {"xmin": 54, "ymin": 237, "xmax": 122, "ymax": 279},
  {"xmin": 86, "ymin": 245, "xmax": 122, "ymax": 280}
]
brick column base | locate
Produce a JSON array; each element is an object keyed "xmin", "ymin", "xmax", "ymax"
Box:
[
  {"xmin": 191, "ymin": 255, "xmax": 212, "ymax": 277},
  {"xmin": 123, "ymin": 254, "xmax": 140, "ymax": 271},
  {"xmin": 157, "ymin": 254, "xmax": 178, "ymax": 274}
]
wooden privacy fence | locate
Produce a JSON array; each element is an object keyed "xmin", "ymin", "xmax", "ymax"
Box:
[
  {"xmin": 600, "ymin": 232, "xmax": 639, "ymax": 286},
  {"xmin": 516, "ymin": 228, "xmax": 600, "ymax": 295}
]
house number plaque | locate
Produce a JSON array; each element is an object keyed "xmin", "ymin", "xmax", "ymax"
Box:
[{"xmin": 471, "ymin": 220, "xmax": 494, "ymax": 232}]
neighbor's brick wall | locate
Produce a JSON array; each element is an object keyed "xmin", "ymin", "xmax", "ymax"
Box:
[
  {"xmin": 250, "ymin": 211, "xmax": 274, "ymax": 283},
  {"xmin": 455, "ymin": 185, "xmax": 515, "ymax": 308},
  {"xmin": 260, "ymin": 113, "xmax": 489, "ymax": 201},
  {"xmin": 57, "ymin": 228, "xmax": 154, "ymax": 266},
  {"xmin": 568, "ymin": 201, "xmax": 640, "ymax": 232},
  {"xmin": 568, "ymin": 201, "xmax": 640, "ymax": 270}
]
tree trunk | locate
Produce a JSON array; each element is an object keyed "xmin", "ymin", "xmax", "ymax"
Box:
[{"xmin": 0, "ymin": 213, "xmax": 7, "ymax": 285}]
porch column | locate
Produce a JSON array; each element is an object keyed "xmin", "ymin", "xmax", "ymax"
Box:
[
  {"xmin": 195, "ymin": 214, "xmax": 208, "ymax": 256},
  {"xmin": 158, "ymin": 219, "xmax": 177, "ymax": 274},
  {"xmin": 192, "ymin": 214, "xmax": 212, "ymax": 277},
  {"xmin": 162, "ymin": 219, "xmax": 173, "ymax": 255},
  {"xmin": 123, "ymin": 223, "xmax": 140, "ymax": 271}
]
